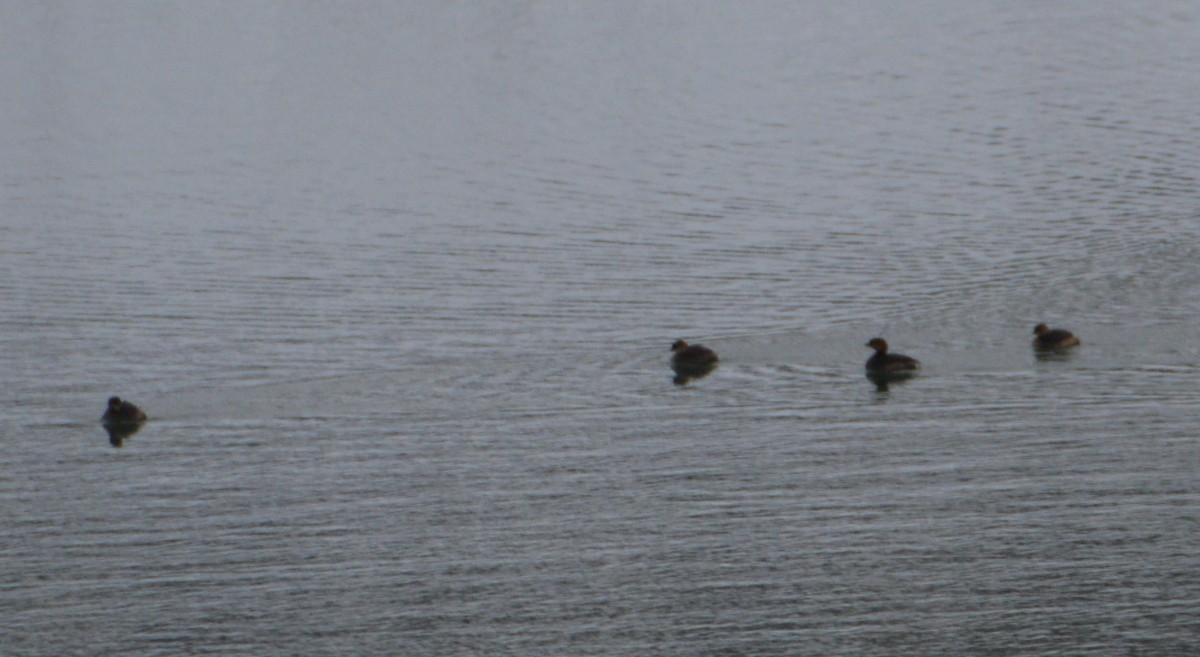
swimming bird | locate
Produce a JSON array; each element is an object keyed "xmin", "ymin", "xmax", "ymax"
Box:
[
  {"xmin": 102, "ymin": 396, "xmax": 148, "ymax": 424},
  {"xmin": 864, "ymin": 338, "xmax": 920, "ymax": 373},
  {"xmin": 1032, "ymin": 323, "xmax": 1080, "ymax": 349},
  {"xmin": 670, "ymin": 339, "xmax": 719, "ymax": 384},
  {"xmin": 670, "ymin": 339, "xmax": 719, "ymax": 368}
]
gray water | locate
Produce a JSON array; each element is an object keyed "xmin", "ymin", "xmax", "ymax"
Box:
[{"xmin": 4, "ymin": 2, "xmax": 1200, "ymax": 655}]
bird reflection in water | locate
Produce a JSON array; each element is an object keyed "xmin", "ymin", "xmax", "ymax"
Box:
[
  {"xmin": 103, "ymin": 420, "xmax": 145, "ymax": 447},
  {"xmin": 671, "ymin": 361, "xmax": 718, "ymax": 385},
  {"xmin": 866, "ymin": 369, "xmax": 917, "ymax": 393},
  {"xmin": 1034, "ymin": 347, "xmax": 1078, "ymax": 363},
  {"xmin": 101, "ymin": 396, "xmax": 148, "ymax": 448}
]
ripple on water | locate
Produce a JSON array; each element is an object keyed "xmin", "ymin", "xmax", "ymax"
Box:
[{"xmin": 6, "ymin": 2, "xmax": 1200, "ymax": 655}]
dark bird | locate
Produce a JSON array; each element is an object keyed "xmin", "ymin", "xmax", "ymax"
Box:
[
  {"xmin": 1032, "ymin": 323, "xmax": 1080, "ymax": 349},
  {"xmin": 670, "ymin": 339, "xmax": 719, "ymax": 385},
  {"xmin": 670, "ymin": 339, "xmax": 719, "ymax": 368},
  {"xmin": 102, "ymin": 396, "xmax": 148, "ymax": 425},
  {"xmin": 865, "ymin": 338, "xmax": 920, "ymax": 373}
]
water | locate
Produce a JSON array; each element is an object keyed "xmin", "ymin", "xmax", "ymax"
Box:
[{"xmin": 4, "ymin": 2, "xmax": 1200, "ymax": 654}]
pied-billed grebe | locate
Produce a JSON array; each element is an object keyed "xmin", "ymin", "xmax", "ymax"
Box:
[
  {"xmin": 671, "ymin": 339, "xmax": 719, "ymax": 368},
  {"xmin": 102, "ymin": 396, "xmax": 147, "ymax": 424},
  {"xmin": 865, "ymin": 338, "xmax": 919, "ymax": 373},
  {"xmin": 1033, "ymin": 323, "xmax": 1080, "ymax": 349}
]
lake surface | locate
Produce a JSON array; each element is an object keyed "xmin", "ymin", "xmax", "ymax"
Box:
[{"xmin": 4, "ymin": 2, "xmax": 1200, "ymax": 655}]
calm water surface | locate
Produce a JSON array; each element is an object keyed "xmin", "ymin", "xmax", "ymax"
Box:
[{"xmin": 4, "ymin": 2, "xmax": 1200, "ymax": 655}]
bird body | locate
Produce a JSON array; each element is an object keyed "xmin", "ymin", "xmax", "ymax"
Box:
[
  {"xmin": 102, "ymin": 396, "xmax": 147, "ymax": 424},
  {"xmin": 864, "ymin": 338, "xmax": 919, "ymax": 373},
  {"xmin": 669, "ymin": 339, "xmax": 719, "ymax": 385},
  {"xmin": 1033, "ymin": 324, "xmax": 1080, "ymax": 349},
  {"xmin": 670, "ymin": 339, "xmax": 719, "ymax": 368}
]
